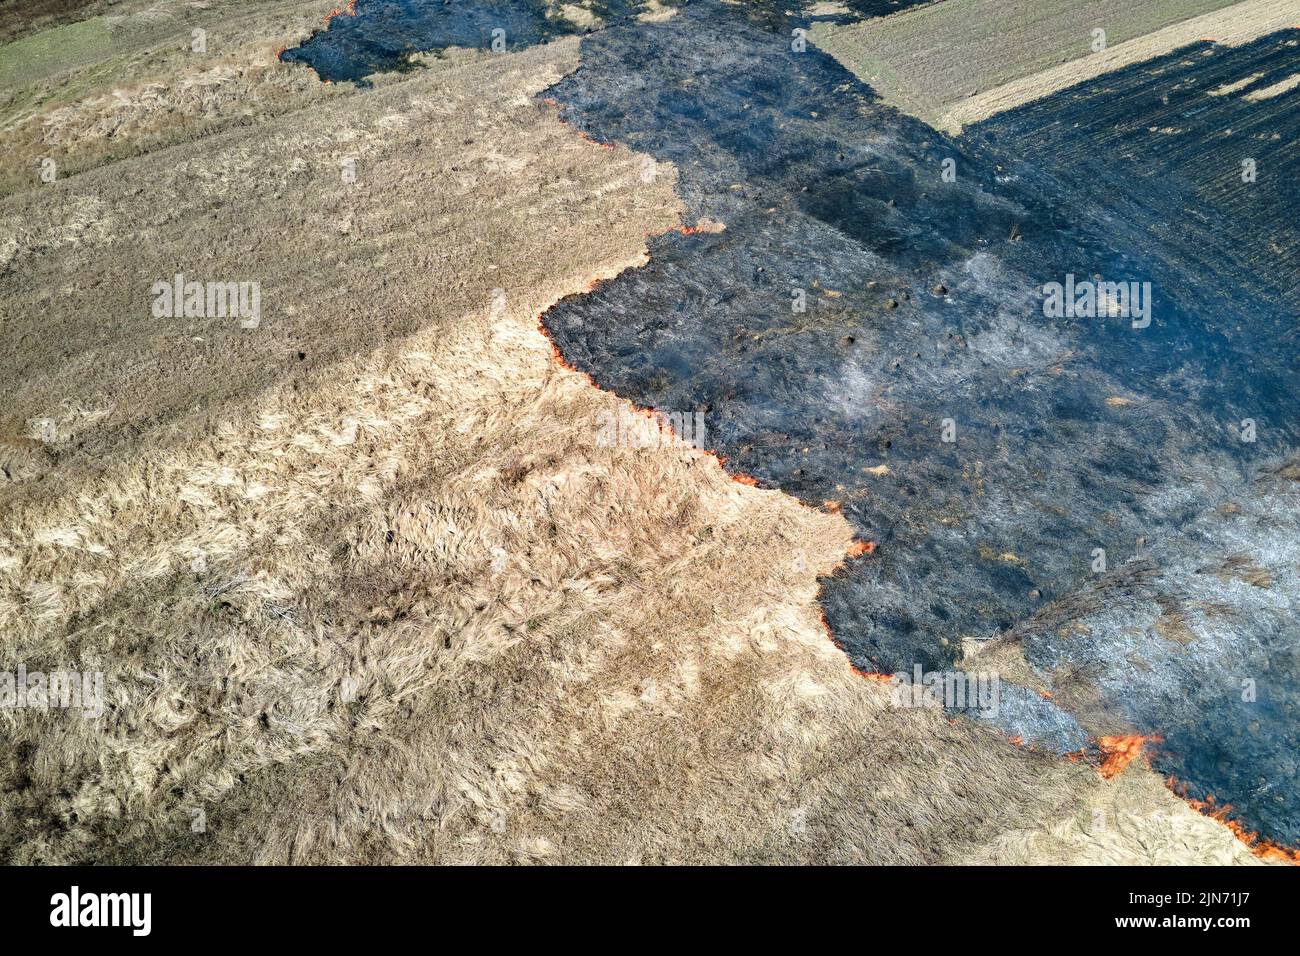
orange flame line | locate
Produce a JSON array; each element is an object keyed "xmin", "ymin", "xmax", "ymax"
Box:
[
  {"xmin": 576, "ymin": 129, "xmax": 614, "ymax": 150},
  {"xmin": 1167, "ymin": 777, "xmax": 1300, "ymax": 864},
  {"xmin": 1066, "ymin": 735, "xmax": 1300, "ymax": 864},
  {"xmin": 855, "ymin": 670, "xmax": 895, "ymax": 683},
  {"xmin": 323, "ymin": 0, "xmax": 358, "ymax": 29},
  {"xmin": 673, "ymin": 223, "xmax": 725, "ymax": 236},
  {"xmin": 1063, "ymin": 733, "xmax": 1160, "ymax": 776}
]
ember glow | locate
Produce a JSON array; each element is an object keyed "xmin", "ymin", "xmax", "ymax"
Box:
[
  {"xmin": 1096, "ymin": 734, "xmax": 1161, "ymax": 780},
  {"xmin": 322, "ymin": 0, "xmax": 358, "ymax": 29},
  {"xmin": 1168, "ymin": 779, "xmax": 1300, "ymax": 865},
  {"xmin": 1063, "ymin": 734, "xmax": 1163, "ymax": 779},
  {"xmin": 854, "ymin": 669, "xmax": 896, "ymax": 683}
]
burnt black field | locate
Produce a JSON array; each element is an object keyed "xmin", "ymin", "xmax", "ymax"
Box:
[{"xmin": 285, "ymin": 1, "xmax": 1300, "ymax": 850}]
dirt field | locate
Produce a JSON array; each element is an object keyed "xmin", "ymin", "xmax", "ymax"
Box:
[
  {"xmin": 0, "ymin": 0, "xmax": 109, "ymax": 44},
  {"xmin": 0, "ymin": 0, "xmax": 1266, "ymax": 863},
  {"xmin": 810, "ymin": 0, "xmax": 1297, "ymax": 132}
]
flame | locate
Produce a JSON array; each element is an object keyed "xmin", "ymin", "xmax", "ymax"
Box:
[
  {"xmin": 1167, "ymin": 778, "xmax": 1300, "ymax": 864},
  {"xmin": 1096, "ymin": 734, "xmax": 1160, "ymax": 779},
  {"xmin": 576, "ymin": 129, "xmax": 614, "ymax": 150},
  {"xmin": 323, "ymin": 0, "xmax": 358, "ymax": 28},
  {"xmin": 855, "ymin": 669, "xmax": 895, "ymax": 683},
  {"xmin": 823, "ymin": 500, "xmax": 841, "ymax": 513},
  {"xmin": 1072, "ymin": 736, "xmax": 1300, "ymax": 864},
  {"xmin": 674, "ymin": 220, "xmax": 726, "ymax": 236},
  {"xmin": 846, "ymin": 539, "xmax": 875, "ymax": 558}
]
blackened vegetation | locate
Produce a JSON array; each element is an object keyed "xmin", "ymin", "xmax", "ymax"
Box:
[
  {"xmin": 1015, "ymin": 464, "xmax": 1300, "ymax": 846},
  {"xmin": 283, "ymin": 2, "xmax": 1300, "ymax": 846},
  {"xmin": 967, "ymin": 36, "xmax": 1300, "ymax": 844},
  {"xmin": 280, "ymin": 0, "xmax": 931, "ymax": 83},
  {"xmin": 967, "ymin": 34, "xmax": 1300, "ymax": 318},
  {"xmin": 281, "ymin": 0, "xmax": 668, "ymax": 82},
  {"xmin": 543, "ymin": 11, "xmax": 1300, "ymax": 844}
]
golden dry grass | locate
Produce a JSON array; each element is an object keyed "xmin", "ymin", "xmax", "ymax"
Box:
[{"xmin": 0, "ymin": 0, "xmax": 1264, "ymax": 864}]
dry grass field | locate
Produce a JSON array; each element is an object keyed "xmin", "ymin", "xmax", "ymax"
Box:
[{"xmin": 0, "ymin": 0, "xmax": 1267, "ymax": 863}]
